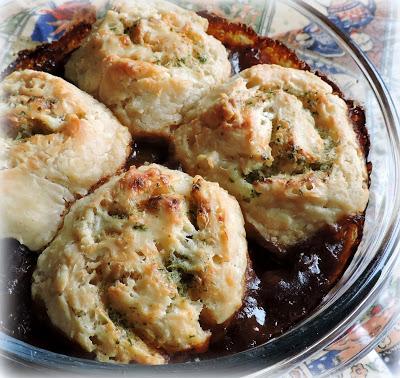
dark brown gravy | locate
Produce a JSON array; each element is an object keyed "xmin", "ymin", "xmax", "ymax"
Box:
[
  {"xmin": 0, "ymin": 11, "xmax": 370, "ymax": 364},
  {"xmin": 0, "ymin": 214, "xmax": 364, "ymax": 362}
]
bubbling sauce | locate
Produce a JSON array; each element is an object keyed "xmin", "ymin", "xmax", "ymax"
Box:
[{"xmin": 0, "ymin": 11, "xmax": 370, "ymax": 364}]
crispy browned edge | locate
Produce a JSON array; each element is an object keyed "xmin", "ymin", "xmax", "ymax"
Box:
[{"xmin": 0, "ymin": 11, "xmax": 96, "ymax": 79}]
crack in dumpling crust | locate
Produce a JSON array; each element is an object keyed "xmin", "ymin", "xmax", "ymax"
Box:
[
  {"xmin": 32, "ymin": 164, "xmax": 248, "ymax": 364},
  {"xmin": 173, "ymin": 64, "xmax": 369, "ymax": 253},
  {"xmin": 0, "ymin": 70, "xmax": 131, "ymax": 250},
  {"xmin": 65, "ymin": 0, "xmax": 231, "ymax": 137}
]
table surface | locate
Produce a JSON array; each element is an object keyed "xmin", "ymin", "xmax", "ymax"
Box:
[{"xmin": 0, "ymin": 0, "xmax": 399, "ymax": 377}]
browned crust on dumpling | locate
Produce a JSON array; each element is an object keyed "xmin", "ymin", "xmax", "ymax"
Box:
[{"xmin": 198, "ymin": 11, "xmax": 309, "ymax": 71}]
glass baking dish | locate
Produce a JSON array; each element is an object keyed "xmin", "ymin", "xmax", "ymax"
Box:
[{"xmin": 0, "ymin": 0, "xmax": 399, "ymax": 376}]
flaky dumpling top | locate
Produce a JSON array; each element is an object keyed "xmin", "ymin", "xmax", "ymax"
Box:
[
  {"xmin": 65, "ymin": 0, "xmax": 231, "ymax": 137},
  {"xmin": 0, "ymin": 70, "xmax": 131, "ymax": 250},
  {"xmin": 32, "ymin": 164, "xmax": 248, "ymax": 364},
  {"xmin": 173, "ymin": 64, "xmax": 369, "ymax": 253}
]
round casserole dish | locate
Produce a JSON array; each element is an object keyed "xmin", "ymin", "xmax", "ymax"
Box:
[{"xmin": 0, "ymin": 0, "xmax": 399, "ymax": 376}]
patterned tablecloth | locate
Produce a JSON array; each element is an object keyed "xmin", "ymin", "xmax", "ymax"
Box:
[{"xmin": 0, "ymin": 0, "xmax": 399, "ymax": 377}]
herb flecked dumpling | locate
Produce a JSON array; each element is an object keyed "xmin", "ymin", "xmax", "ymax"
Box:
[
  {"xmin": 32, "ymin": 164, "xmax": 248, "ymax": 364},
  {"xmin": 173, "ymin": 64, "xmax": 369, "ymax": 253},
  {"xmin": 0, "ymin": 69, "xmax": 131, "ymax": 250},
  {"xmin": 65, "ymin": 0, "xmax": 231, "ymax": 137}
]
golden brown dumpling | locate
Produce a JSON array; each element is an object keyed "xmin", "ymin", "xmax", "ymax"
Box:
[
  {"xmin": 173, "ymin": 64, "xmax": 369, "ymax": 252},
  {"xmin": 0, "ymin": 69, "xmax": 131, "ymax": 250},
  {"xmin": 32, "ymin": 164, "xmax": 248, "ymax": 364},
  {"xmin": 65, "ymin": 0, "xmax": 231, "ymax": 137}
]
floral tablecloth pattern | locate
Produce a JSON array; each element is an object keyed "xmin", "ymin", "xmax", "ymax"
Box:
[{"xmin": 0, "ymin": 0, "xmax": 399, "ymax": 376}]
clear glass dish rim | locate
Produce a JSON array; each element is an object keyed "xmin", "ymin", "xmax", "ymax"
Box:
[{"xmin": 1, "ymin": 0, "xmax": 400, "ymax": 376}]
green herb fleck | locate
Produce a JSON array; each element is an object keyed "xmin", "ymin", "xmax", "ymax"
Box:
[
  {"xmin": 109, "ymin": 212, "xmax": 128, "ymax": 219},
  {"xmin": 133, "ymin": 224, "xmax": 147, "ymax": 231},
  {"xmin": 176, "ymin": 57, "xmax": 186, "ymax": 67},
  {"xmin": 197, "ymin": 54, "xmax": 207, "ymax": 63}
]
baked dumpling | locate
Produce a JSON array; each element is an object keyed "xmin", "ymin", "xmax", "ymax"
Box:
[
  {"xmin": 0, "ymin": 70, "xmax": 131, "ymax": 250},
  {"xmin": 32, "ymin": 164, "xmax": 248, "ymax": 364},
  {"xmin": 65, "ymin": 0, "xmax": 231, "ymax": 137},
  {"xmin": 173, "ymin": 64, "xmax": 369, "ymax": 253}
]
